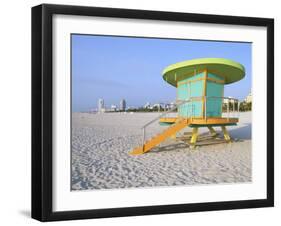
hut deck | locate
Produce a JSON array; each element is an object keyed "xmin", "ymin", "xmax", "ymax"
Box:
[{"xmin": 160, "ymin": 117, "xmax": 238, "ymax": 126}]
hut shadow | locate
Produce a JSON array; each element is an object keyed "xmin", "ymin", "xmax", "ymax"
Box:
[
  {"xmin": 151, "ymin": 142, "xmax": 189, "ymax": 153},
  {"xmin": 147, "ymin": 123, "xmax": 251, "ymax": 154},
  {"xmin": 228, "ymin": 123, "xmax": 252, "ymax": 140}
]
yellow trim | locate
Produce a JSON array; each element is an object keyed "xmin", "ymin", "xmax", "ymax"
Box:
[
  {"xmin": 160, "ymin": 117, "xmax": 238, "ymax": 125},
  {"xmin": 191, "ymin": 117, "xmax": 238, "ymax": 125},
  {"xmin": 177, "ymin": 76, "xmax": 224, "ymax": 86},
  {"xmin": 207, "ymin": 77, "xmax": 225, "ymax": 84},
  {"xmin": 178, "ymin": 77, "xmax": 203, "ymax": 85},
  {"xmin": 204, "ymin": 69, "xmax": 226, "ymax": 82},
  {"xmin": 202, "ymin": 69, "xmax": 207, "ymax": 118}
]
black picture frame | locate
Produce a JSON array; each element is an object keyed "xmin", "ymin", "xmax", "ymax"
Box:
[{"xmin": 32, "ymin": 3, "xmax": 274, "ymax": 222}]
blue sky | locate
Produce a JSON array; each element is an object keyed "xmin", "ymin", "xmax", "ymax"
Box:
[{"xmin": 72, "ymin": 34, "xmax": 252, "ymax": 112}]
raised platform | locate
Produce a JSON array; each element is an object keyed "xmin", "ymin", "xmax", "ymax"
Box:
[
  {"xmin": 130, "ymin": 117, "xmax": 237, "ymax": 155},
  {"xmin": 159, "ymin": 117, "xmax": 238, "ymax": 127}
]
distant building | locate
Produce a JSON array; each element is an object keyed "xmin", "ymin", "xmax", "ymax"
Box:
[
  {"xmin": 120, "ymin": 99, "xmax": 126, "ymax": 111},
  {"xmin": 223, "ymin": 97, "xmax": 233, "ymax": 104},
  {"xmin": 164, "ymin": 103, "xmax": 169, "ymax": 110},
  {"xmin": 163, "ymin": 102, "xmax": 176, "ymax": 110},
  {"xmin": 244, "ymin": 92, "xmax": 252, "ymax": 103},
  {"xmin": 111, "ymin": 104, "xmax": 117, "ymax": 111},
  {"xmin": 170, "ymin": 102, "xmax": 176, "ymax": 110},
  {"xmin": 144, "ymin": 102, "xmax": 151, "ymax": 109},
  {"xmin": 98, "ymin": 98, "xmax": 105, "ymax": 113},
  {"xmin": 153, "ymin": 103, "xmax": 161, "ymax": 108}
]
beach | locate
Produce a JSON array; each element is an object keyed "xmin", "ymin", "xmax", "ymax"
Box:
[{"xmin": 71, "ymin": 112, "xmax": 252, "ymax": 190}]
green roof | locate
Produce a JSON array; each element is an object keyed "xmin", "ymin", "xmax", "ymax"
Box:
[{"xmin": 162, "ymin": 58, "xmax": 245, "ymax": 86}]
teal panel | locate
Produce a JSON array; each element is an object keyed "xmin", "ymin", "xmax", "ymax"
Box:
[
  {"xmin": 189, "ymin": 80, "xmax": 203, "ymax": 117},
  {"xmin": 177, "ymin": 75, "xmax": 203, "ymax": 117},
  {"xmin": 177, "ymin": 83, "xmax": 188, "ymax": 100},
  {"xmin": 185, "ymin": 100, "xmax": 202, "ymax": 117},
  {"xmin": 206, "ymin": 80, "xmax": 223, "ymax": 117},
  {"xmin": 177, "ymin": 82, "xmax": 188, "ymax": 116},
  {"xmin": 177, "ymin": 72, "xmax": 225, "ymax": 118},
  {"xmin": 190, "ymin": 80, "xmax": 203, "ymax": 97},
  {"xmin": 177, "ymin": 72, "xmax": 204, "ymax": 85},
  {"xmin": 187, "ymin": 72, "xmax": 204, "ymax": 81},
  {"xmin": 159, "ymin": 122, "xmax": 174, "ymax": 126},
  {"xmin": 207, "ymin": 72, "xmax": 223, "ymax": 81}
]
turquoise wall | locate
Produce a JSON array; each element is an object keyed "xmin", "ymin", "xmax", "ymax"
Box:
[
  {"xmin": 177, "ymin": 72, "xmax": 224, "ymax": 118},
  {"xmin": 206, "ymin": 81, "xmax": 223, "ymax": 117},
  {"xmin": 206, "ymin": 73, "xmax": 223, "ymax": 117},
  {"xmin": 178, "ymin": 72, "xmax": 204, "ymax": 117},
  {"xmin": 208, "ymin": 72, "xmax": 222, "ymax": 80}
]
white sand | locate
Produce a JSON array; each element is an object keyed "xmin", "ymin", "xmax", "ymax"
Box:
[{"xmin": 71, "ymin": 112, "xmax": 251, "ymax": 190}]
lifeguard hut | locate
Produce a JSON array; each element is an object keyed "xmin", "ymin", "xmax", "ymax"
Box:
[{"xmin": 130, "ymin": 58, "xmax": 245, "ymax": 155}]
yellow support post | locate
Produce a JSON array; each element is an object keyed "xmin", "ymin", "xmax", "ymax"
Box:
[
  {"xmin": 208, "ymin": 126, "xmax": 217, "ymax": 137},
  {"xmin": 221, "ymin": 126, "xmax": 231, "ymax": 142},
  {"xmin": 190, "ymin": 127, "xmax": 199, "ymax": 148}
]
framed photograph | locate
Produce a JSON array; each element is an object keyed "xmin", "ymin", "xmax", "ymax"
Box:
[{"xmin": 32, "ymin": 4, "xmax": 274, "ymax": 221}]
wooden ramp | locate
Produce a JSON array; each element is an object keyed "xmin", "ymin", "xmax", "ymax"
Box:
[{"xmin": 130, "ymin": 118, "xmax": 190, "ymax": 155}]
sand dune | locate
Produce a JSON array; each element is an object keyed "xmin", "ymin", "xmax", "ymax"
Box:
[{"xmin": 71, "ymin": 112, "xmax": 251, "ymax": 190}]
